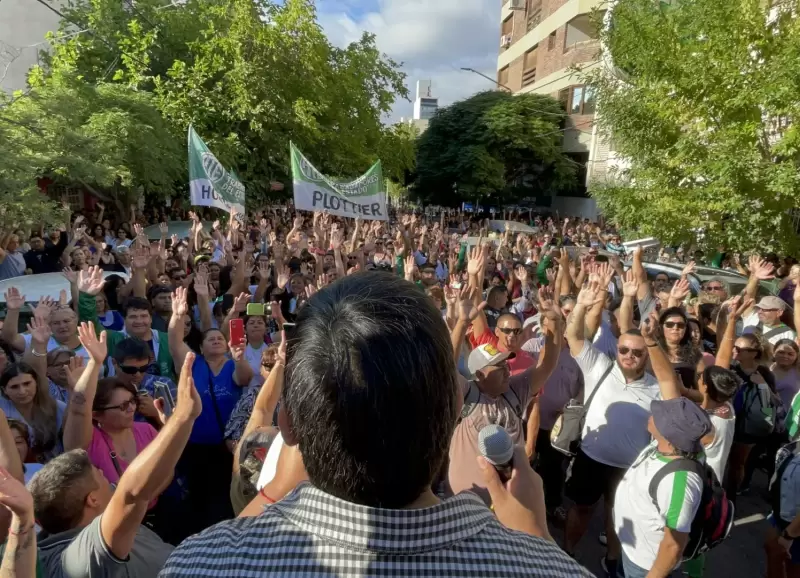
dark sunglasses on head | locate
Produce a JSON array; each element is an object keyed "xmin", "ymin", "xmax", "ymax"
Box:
[
  {"xmin": 663, "ymin": 321, "xmax": 686, "ymax": 330},
  {"xmin": 618, "ymin": 346, "xmax": 645, "ymax": 358},
  {"xmin": 734, "ymin": 345, "xmax": 759, "ymax": 354},
  {"xmin": 118, "ymin": 364, "xmax": 149, "ymax": 375},
  {"xmin": 98, "ymin": 396, "xmax": 138, "ymax": 412},
  {"xmin": 498, "ymin": 327, "xmax": 522, "ymax": 336}
]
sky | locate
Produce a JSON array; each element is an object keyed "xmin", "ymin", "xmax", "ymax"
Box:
[{"xmin": 317, "ymin": 0, "xmax": 501, "ymax": 123}]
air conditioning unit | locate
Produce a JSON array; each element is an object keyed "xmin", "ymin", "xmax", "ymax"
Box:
[
  {"xmin": 501, "ymin": 35, "xmax": 512, "ymax": 47},
  {"xmin": 509, "ymin": 0, "xmax": 525, "ymax": 9}
]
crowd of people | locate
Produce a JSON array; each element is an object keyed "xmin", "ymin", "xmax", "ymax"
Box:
[{"xmin": 0, "ymin": 202, "xmax": 797, "ymax": 577}]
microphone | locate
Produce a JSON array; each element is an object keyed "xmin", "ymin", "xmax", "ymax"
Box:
[{"xmin": 478, "ymin": 424, "xmax": 515, "ymax": 483}]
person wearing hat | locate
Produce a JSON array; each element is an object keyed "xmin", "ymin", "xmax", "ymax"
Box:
[
  {"xmin": 741, "ymin": 295, "xmax": 796, "ymax": 346},
  {"xmin": 447, "ymin": 285, "xmax": 561, "ymax": 505},
  {"xmin": 613, "ymin": 397, "xmax": 712, "ymax": 578}
]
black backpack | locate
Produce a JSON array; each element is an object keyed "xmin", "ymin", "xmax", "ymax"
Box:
[{"xmin": 648, "ymin": 458, "xmax": 735, "ymax": 561}]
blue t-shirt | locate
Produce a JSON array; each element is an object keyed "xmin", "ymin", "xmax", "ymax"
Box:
[
  {"xmin": 189, "ymin": 357, "xmax": 242, "ymax": 445},
  {"xmin": 98, "ymin": 310, "xmax": 125, "ymax": 331}
]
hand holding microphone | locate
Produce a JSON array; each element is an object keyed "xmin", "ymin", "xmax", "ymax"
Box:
[{"xmin": 477, "ymin": 424, "xmax": 551, "ymax": 541}]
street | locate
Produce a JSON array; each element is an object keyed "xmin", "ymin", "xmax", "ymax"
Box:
[{"xmin": 553, "ymin": 470, "xmax": 771, "ymax": 577}]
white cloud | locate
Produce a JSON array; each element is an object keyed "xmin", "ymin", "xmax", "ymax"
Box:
[{"xmin": 318, "ymin": 0, "xmax": 501, "ymax": 122}]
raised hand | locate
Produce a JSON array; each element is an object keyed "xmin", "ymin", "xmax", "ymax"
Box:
[
  {"xmin": 670, "ymin": 278, "xmax": 690, "ymax": 302},
  {"xmin": 77, "ymin": 266, "xmax": 106, "ymax": 296},
  {"xmin": 305, "ymin": 284, "xmax": 317, "ymax": 300},
  {"xmin": 257, "ymin": 261, "xmax": 271, "ymax": 282},
  {"xmin": 174, "ymin": 352, "xmax": 202, "ymax": 421},
  {"xmin": 640, "ymin": 311, "xmax": 660, "ymax": 342},
  {"xmin": 3, "ymin": 287, "xmax": 25, "ymax": 311},
  {"xmin": 0, "ymin": 467, "xmax": 33, "ymax": 521},
  {"xmin": 749, "ymin": 255, "xmax": 775, "ymax": 280},
  {"xmin": 229, "ymin": 341, "xmax": 246, "ymax": 361},
  {"xmin": 622, "ymin": 269, "xmax": 640, "ymax": 298},
  {"xmin": 515, "ymin": 265, "xmax": 529, "ymax": 285},
  {"xmin": 194, "ymin": 267, "xmax": 209, "ymax": 297},
  {"xmin": 159, "ymin": 222, "xmax": 169, "ymax": 235},
  {"xmin": 212, "ymin": 220, "xmax": 221, "ymax": 231},
  {"xmin": 293, "ymin": 214, "xmax": 304, "ymax": 230},
  {"xmin": 33, "ymin": 296, "xmax": 56, "ymax": 321},
  {"xmin": 681, "ymin": 260, "xmax": 697, "ymax": 278},
  {"xmin": 457, "ymin": 285, "xmax": 487, "ymax": 322},
  {"xmin": 66, "ymin": 356, "xmax": 86, "ymax": 391},
  {"xmin": 77, "ymin": 322, "xmax": 108, "ymax": 364},
  {"xmin": 576, "ymin": 279, "xmax": 605, "ymax": 308},
  {"xmin": 172, "ymin": 286, "xmax": 189, "ymax": 317},
  {"xmin": 233, "ymin": 292, "xmax": 251, "ymax": 313},
  {"xmin": 270, "ymin": 301, "xmax": 285, "ymax": 324},
  {"xmin": 404, "ymin": 255, "xmax": 417, "ymax": 282},
  {"xmin": 317, "ymin": 273, "xmax": 330, "ymax": 290},
  {"xmin": 443, "ymin": 284, "xmax": 458, "ymax": 308},
  {"xmin": 330, "ymin": 230, "xmax": 344, "ymax": 250},
  {"xmin": 466, "ymin": 242, "xmax": 485, "ymax": 276},
  {"xmin": 27, "ymin": 315, "xmax": 52, "ymax": 344},
  {"xmin": 62, "ymin": 267, "xmax": 78, "ymax": 285},
  {"xmin": 276, "ymin": 266, "xmax": 290, "ymax": 289},
  {"xmin": 277, "ymin": 330, "xmax": 287, "ymax": 365}
]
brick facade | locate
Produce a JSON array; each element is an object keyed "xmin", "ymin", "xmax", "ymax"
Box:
[{"xmin": 498, "ymin": 0, "xmax": 599, "ymax": 94}]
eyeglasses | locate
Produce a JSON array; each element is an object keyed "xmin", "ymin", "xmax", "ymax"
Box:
[
  {"xmin": 663, "ymin": 321, "xmax": 686, "ymax": 330},
  {"xmin": 97, "ymin": 396, "xmax": 138, "ymax": 412},
  {"xmin": 498, "ymin": 327, "xmax": 523, "ymax": 336},
  {"xmin": 706, "ymin": 285, "xmax": 724, "ymax": 291},
  {"xmin": 734, "ymin": 345, "xmax": 759, "ymax": 354},
  {"xmin": 618, "ymin": 346, "xmax": 646, "ymax": 358},
  {"xmin": 118, "ymin": 363, "xmax": 149, "ymax": 375}
]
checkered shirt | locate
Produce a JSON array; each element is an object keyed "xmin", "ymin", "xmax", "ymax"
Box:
[{"xmin": 159, "ymin": 482, "xmax": 591, "ymax": 577}]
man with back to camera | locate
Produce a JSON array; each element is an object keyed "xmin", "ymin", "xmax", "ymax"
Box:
[{"xmin": 160, "ymin": 272, "xmax": 590, "ymax": 577}]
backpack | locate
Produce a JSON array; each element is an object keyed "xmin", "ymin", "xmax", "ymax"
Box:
[
  {"xmin": 737, "ymin": 378, "xmax": 778, "ymax": 439},
  {"xmin": 460, "ymin": 380, "xmax": 523, "ymax": 423},
  {"xmin": 770, "ymin": 440, "xmax": 800, "ymax": 521},
  {"xmin": 648, "ymin": 458, "xmax": 735, "ymax": 561}
]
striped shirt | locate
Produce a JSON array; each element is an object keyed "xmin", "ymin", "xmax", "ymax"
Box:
[{"xmin": 159, "ymin": 482, "xmax": 591, "ymax": 577}]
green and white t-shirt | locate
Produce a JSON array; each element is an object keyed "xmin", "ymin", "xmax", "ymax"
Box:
[
  {"xmin": 613, "ymin": 442, "xmax": 703, "ymax": 571},
  {"xmin": 785, "ymin": 390, "xmax": 800, "ymax": 441}
]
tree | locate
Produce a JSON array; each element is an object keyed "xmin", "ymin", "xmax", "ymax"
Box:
[
  {"xmin": 0, "ymin": 66, "xmax": 184, "ymax": 215},
  {"xmin": 41, "ymin": 0, "xmax": 411, "ymax": 208},
  {"xmin": 586, "ymin": 0, "xmax": 800, "ymax": 253},
  {"xmin": 412, "ymin": 91, "xmax": 577, "ymax": 207}
]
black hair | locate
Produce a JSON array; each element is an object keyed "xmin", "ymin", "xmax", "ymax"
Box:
[
  {"xmin": 94, "ymin": 378, "xmax": 137, "ymax": 411},
  {"xmin": 102, "ymin": 274, "xmax": 125, "ymax": 312},
  {"xmin": 29, "ymin": 450, "xmax": 96, "ymax": 534},
  {"xmin": 702, "ymin": 366, "xmax": 742, "ymax": 403},
  {"xmin": 113, "ymin": 338, "xmax": 150, "ymax": 363},
  {"xmin": 120, "ymin": 297, "xmax": 151, "ymax": 318},
  {"xmin": 283, "ymin": 272, "xmax": 458, "ymax": 508}
]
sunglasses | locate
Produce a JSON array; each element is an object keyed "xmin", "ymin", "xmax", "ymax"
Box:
[
  {"xmin": 734, "ymin": 345, "xmax": 759, "ymax": 354},
  {"xmin": 498, "ymin": 327, "xmax": 523, "ymax": 336},
  {"xmin": 663, "ymin": 321, "xmax": 686, "ymax": 330},
  {"xmin": 618, "ymin": 346, "xmax": 646, "ymax": 358},
  {"xmin": 118, "ymin": 363, "xmax": 149, "ymax": 375},
  {"xmin": 706, "ymin": 285, "xmax": 724, "ymax": 291},
  {"xmin": 98, "ymin": 396, "xmax": 138, "ymax": 412}
]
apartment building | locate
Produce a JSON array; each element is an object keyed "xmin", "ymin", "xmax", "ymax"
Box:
[{"xmin": 496, "ymin": 0, "xmax": 612, "ymax": 212}]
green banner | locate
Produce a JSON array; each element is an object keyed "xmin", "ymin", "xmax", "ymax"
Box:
[{"xmin": 188, "ymin": 125, "xmax": 245, "ymax": 213}]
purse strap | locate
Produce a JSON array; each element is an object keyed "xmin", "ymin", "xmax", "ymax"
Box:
[
  {"xmin": 583, "ymin": 364, "xmax": 614, "ymax": 411},
  {"xmin": 204, "ymin": 359, "xmax": 228, "ymax": 439},
  {"xmin": 97, "ymin": 428, "xmax": 124, "ymax": 477}
]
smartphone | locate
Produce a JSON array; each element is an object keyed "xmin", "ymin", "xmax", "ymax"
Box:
[
  {"xmin": 229, "ymin": 318, "xmax": 245, "ymax": 346},
  {"xmin": 153, "ymin": 381, "xmax": 175, "ymax": 418},
  {"xmin": 247, "ymin": 302, "xmax": 265, "ymax": 316}
]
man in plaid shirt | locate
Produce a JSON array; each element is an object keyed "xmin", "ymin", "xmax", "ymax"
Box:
[{"xmin": 160, "ymin": 273, "xmax": 591, "ymax": 577}]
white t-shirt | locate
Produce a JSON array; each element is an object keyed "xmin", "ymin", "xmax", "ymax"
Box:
[
  {"xmin": 705, "ymin": 403, "xmax": 735, "ymax": 482},
  {"xmin": 742, "ymin": 312, "xmax": 796, "ymax": 345},
  {"xmin": 574, "ymin": 341, "xmax": 661, "ymax": 468},
  {"xmin": 244, "ymin": 342, "xmax": 268, "ymax": 388},
  {"xmin": 22, "ymin": 334, "xmax": 88, "ymax": 361},
  {"xmin": 592, "ymin": 318, "xmax": 618, "ymax": 359},
  {"xmin": 614, "ymin": 442, "xmax": 703, "ymax": 571}
]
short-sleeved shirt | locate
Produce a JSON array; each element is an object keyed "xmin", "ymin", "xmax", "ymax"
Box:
[
  {"xmin": 190, "ymin": 357, "xmax": 243, "ymax": 445},
  {"xmin": 38, "ymin": 514, "xmax": 173, "ymax": 577},
  {"xmin": 573, "ymin": 341, "xmax": 661, "ymax": 468},
  {"xmin": 524, "ymin": 337, "xmax": 583, "ymax": 429},
  {"xmin": 0, "ymin": 251, "xmax": 26, "ymax": 281},
  {"xmin": 87, "ymin": 422, "xmax": 158, "ymax": 486},
  {"xmin": 743, "ymin": 312, "xmax": 796, "ymax": 345},
  {"xmin": 448, "ymin": 372, "xmax": 533, "ymax": 503},
  {"xmin": 0, "ymin": 397, "xmax": 66, "ymax": 461},
  {"xmin": 614, "ymin": 442, "xmax": 703, "ymax": 571}
]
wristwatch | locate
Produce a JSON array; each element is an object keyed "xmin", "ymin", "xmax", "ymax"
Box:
[{"xmin": 782, "ymin": 529, "xmax": 795, "ymax": 541}]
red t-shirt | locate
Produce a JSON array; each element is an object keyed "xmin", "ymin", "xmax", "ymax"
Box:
[{"xmin": 470, "ymin": 327, "xmax": 535, "ymax": 376}]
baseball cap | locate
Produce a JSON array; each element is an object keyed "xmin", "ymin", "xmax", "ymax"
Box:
[
  {"xmin": 467, "ymin": 343, "xmax": 515, "ymax": 376},
  {"xmin": 651, "ymin": 397, "xmax": 712, "ymax": 454},
  {"xmin": 755, "ymin": 296, "xmax": 786, "ymax": 311}
]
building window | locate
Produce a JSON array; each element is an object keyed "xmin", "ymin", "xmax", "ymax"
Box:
[
  {"xmin": 547, "ymin": 31, "xmax": 557, "ymax": 50},
  {"xmin": 560, "ymin": 85, "xmax": 596, "ymax": 115},
  {"xmin": 564, "ymin": 14, "xmax": 599, "ymax": 52},
  {"xmin": 419, "ymin": 98, "xmax": 438, "ymax": 120},
  {"xmin": 502, "ymin": 15, "xmax": 513, "ymax": 37},
  {"xmin": 498, "ymin": 66, "xmax": 510, "ymax": 87},
  {"xmin": 527, "ymin": 0, "xmax": 542, "ymax": 31},
  {"xmin": 49, "ymin": 185, "xmax": 82, "ymax": 211},
  {"xmin": 522, "ymin": 47, "xmax": 537, "ymax": 87}
]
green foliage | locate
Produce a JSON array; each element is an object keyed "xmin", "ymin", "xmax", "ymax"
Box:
[
  {"xmin": 587, "ymin": 0, "xmax": 800, "ymax": 253},
  {"xmin": 0, "ymin": 0, "xmax": 411, "ymax": 212},
  {"xmin": 413, "ymin": 91, "xmax": 577, "ymax": 207}
]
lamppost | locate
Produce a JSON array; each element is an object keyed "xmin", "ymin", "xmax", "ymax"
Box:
[{"xmin": 460, "ymin": 67, "xmax": 513, "ymax": 92}]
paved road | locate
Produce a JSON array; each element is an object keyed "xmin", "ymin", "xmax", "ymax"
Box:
[{"xmin": 549, "ymin": 469, "xmax": 771, "ymax": 577}]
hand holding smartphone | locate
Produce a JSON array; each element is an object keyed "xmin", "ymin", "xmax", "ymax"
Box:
[{"xmin": 229, "ymin": 318, "xmax": 245, "ymax": 347}]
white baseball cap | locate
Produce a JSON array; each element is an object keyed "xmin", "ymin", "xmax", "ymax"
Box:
[{"xmin": 468, "ymin": 343, "xmax": 515, "ymax": 376}]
